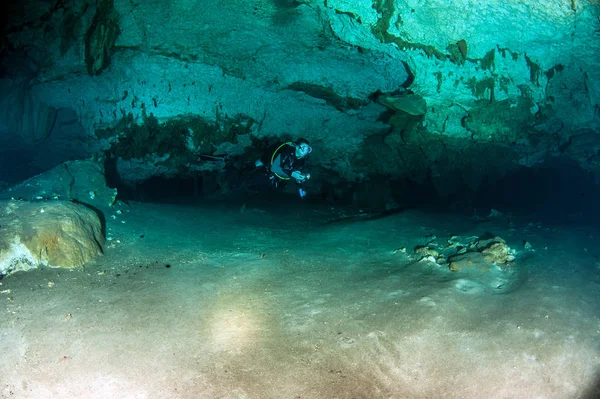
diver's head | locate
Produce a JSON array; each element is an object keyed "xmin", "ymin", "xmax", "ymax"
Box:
[{"xmin": 295, "ymin": 138, "xmax": 312, "ymax": 158}]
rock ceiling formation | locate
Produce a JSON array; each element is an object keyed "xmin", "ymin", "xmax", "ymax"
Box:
[{"xmin": 1, "ymin": 0, "xmax": 599, "ymax": 200}]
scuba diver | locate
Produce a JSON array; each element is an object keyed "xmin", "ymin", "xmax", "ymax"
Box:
[
  {"xmin": 198, "ymin": 138, "xmax": 312, "ymax": 198},
  {"xmin": 253, "ymin": 138, "xmax": 312, "ymax": 198}
]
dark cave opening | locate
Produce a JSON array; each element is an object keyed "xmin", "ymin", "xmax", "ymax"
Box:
[
  {"xmin": 103, "ymin": 152, "xmax": 600, "ymax": 225},
  {"xmin": 133, "ymin": 176, "xmax": 200, "ymax": 202},
  {"xmin": 474, "ymin": 159, "xmax": 600, "ymax": 223},
  {"xmin": 0, "ymin": 108, "xmax": 91, "ymax": 185},
  {"xmin": 104, "ymin": 165, "xmax": 203, "ymax": 203}
]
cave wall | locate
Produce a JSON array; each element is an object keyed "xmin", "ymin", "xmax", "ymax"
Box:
[{"xmin": 0, "ymin": 0, "xmax": 598, "ymax": 197}]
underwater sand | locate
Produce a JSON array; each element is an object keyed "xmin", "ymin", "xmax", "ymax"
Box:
[{"xmin": 0, "ymin": 200, "xmax": 599, "ymax": 398}]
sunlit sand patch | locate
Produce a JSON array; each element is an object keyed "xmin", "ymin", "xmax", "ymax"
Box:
[{"xmin": 207, "ymin": 291, "xmax": 268, "ymax": 355}]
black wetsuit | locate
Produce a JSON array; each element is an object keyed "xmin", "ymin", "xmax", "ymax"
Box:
[
  {"xmin": 236, "ymin": 142, "xmax": 308, "ymax": 192},
  {"xmin": 260, "ymin": 142, "xmax": 306, "ymax": 182}
]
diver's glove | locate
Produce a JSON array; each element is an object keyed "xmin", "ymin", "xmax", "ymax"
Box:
[
  {"xmin": 298, "ymin": 188, "xmax": 307, "ymax": 199},
  {"xmin": 291, "ymin": 171, "xmax": 310, "ymax": 183},
  {"xmin": 291, "ymin": 170, "xmax": 305, "ymax": 182}
]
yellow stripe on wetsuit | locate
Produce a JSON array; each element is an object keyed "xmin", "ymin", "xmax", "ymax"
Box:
[{"xmin": 270, "ymin": 142, "xmax": 294, "ymax": 180}]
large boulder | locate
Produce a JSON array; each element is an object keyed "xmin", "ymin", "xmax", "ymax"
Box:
[
  {"xmin": 0, "ymin": 200, "xmax": 104, "ymax": 275},
  {"xmin": 0, "ymin": 159, "xmax": 117, "ymax": 214}
]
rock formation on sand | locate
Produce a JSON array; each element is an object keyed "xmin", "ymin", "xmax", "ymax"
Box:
[{"xmin": 0, "ymin": 200, "xmax": 104, "ymax": 275}]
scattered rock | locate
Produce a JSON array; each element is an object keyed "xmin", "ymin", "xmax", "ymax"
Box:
[
  {"xmin": 477, "ymin": 236, "xmax": 515, "ymax": 264},
  {"xmin": 481, "ymin": 241, "xmax": 515, "ymax": 264},
  {"xmin": 448, "ymin": 235, "xmax": 515, "ymax": 271},
  {"xmin": 448, "ymin": 252, "xmax": 489, "ymax": 272},
  {"xmin": 414, "ymin": 245, "xmax": 439, "ymax": 258},
  {"xmin": 413, "ymin": 233, "xmax": 517, "ymax": 272},
  {"xmin": 392, "ymin": 247, "xmax": 407, "ymax": 254}
]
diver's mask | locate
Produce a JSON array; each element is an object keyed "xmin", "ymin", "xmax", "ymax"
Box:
[{"xmin": 296, "ymin": 143, "xmax": 312, "ymax": 157}]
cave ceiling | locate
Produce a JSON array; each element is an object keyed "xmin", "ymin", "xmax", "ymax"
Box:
[{"xmin": 0, "ymin": 0, "xmax": 599, "ymax": 189}]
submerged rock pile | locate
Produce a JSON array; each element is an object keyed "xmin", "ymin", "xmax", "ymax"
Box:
[{"xmin": 413, "ymin": 233, "xmax": 516, "ymax": 272}]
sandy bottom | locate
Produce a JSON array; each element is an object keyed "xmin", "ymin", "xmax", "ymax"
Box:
[{"xmin": 1, "ymin": 200, "xmax": 599, "ymax": 399}]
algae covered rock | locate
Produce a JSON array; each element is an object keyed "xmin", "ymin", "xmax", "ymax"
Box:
[{"xmin": 0, "ymin": 200, "xmax": 104, "ymax": 275}]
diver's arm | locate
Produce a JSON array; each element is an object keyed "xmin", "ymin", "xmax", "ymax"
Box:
[{"xmin": 291, "ymin": 170, "xmax": 309, "ymax": 183}]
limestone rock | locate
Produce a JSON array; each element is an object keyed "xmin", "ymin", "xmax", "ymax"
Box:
[
  {"xmin": 0, "ymin": 159, "xmax": 118, "ymax": 213},
  {"xmin": 414, "ymin": 245, "xmax": 439, "ymax": 258},
  {"xmin": 0, "ymin": 83, "xmax": 58, "ymax": 143},
  {"xmin": 115, "ymin": 154, "xmax": 177, "ymax": 187},
  {"xmin": 414, "ymin": 245, "xmax": 447, "ymax": 265},
  {"xmin": 21, "ymin": 1, "xmax": 408, "ymax": 183},
  {"xmin": 3, "ymin": 0, "xmax": 599, "ymax": 187},
  {"xmin": 377, "ymin": 93, "xmax": 428, "ymax": 116},
  {"xmin": 328, "ymin": 1, "xmax": 600, "ymax": 145},
  {"xmin": 85, "ymin": 2, "xmax": 120, "ymax": 76},
  {"xmin": 446, "ymin": 234, "xmax": 516, "ymax": 272},
  {"xmin": 477, "ymin": 236, "xmax": 515, "ymax": 264},
  {"xmin": 481, "ymin": 242, "xmax": 515, "ymax": 264},
  {"xmin": 0, "ymin": 200, "xmax": 104, "ymax": 275},
  {"xmin": 448, "ymin": 252, "xmax": 488, "ymax": 272},
  {"xmin": 560, "ymin": 129, "xmax": 600, "ymax": 172}
]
